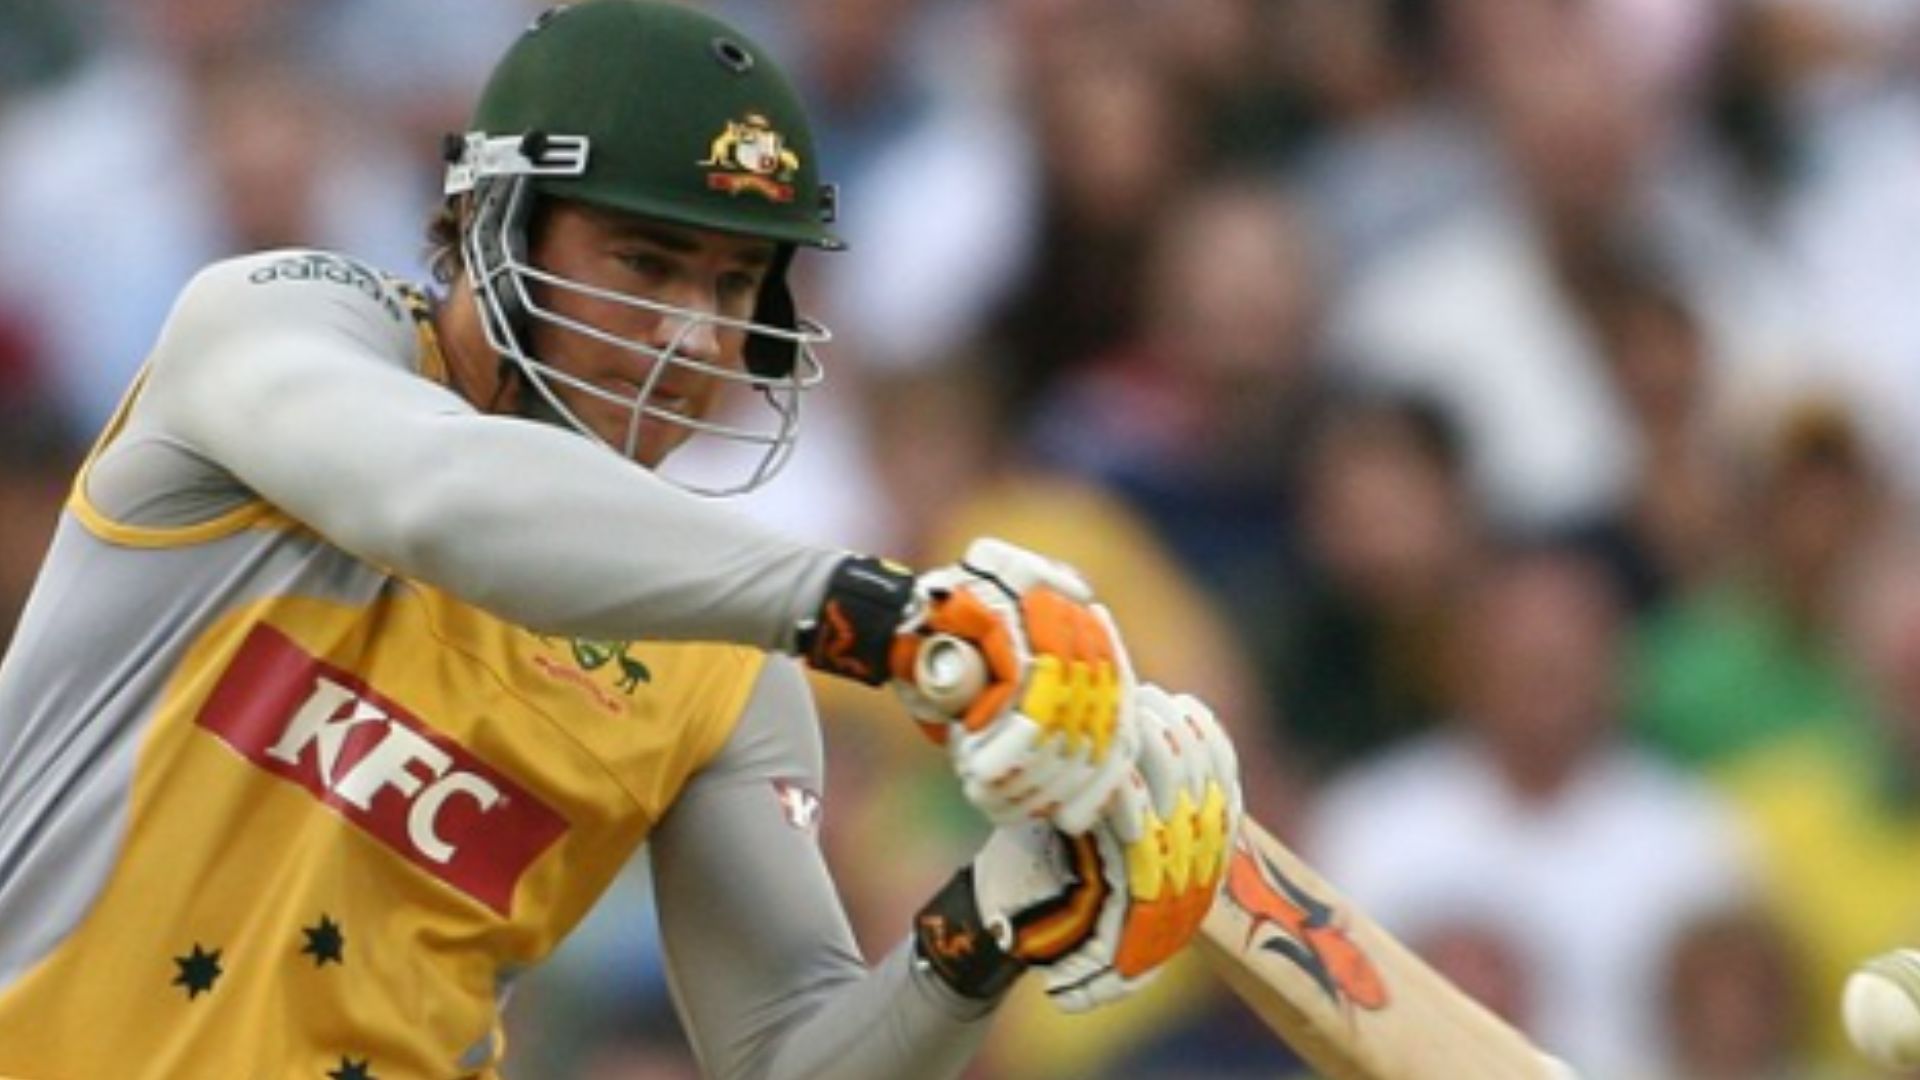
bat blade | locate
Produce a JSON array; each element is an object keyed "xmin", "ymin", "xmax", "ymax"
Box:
[{"xmin": 1199, "ymin": 818, "xmax": 1575, "ymax": 1080}]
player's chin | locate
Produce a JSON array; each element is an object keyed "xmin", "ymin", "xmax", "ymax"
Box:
[
  {"xmin": 578, "ymin": 397, "xmax": 679, "ymax": 459},
  {"xmin": 628, "ymin": 426, "xmax": 694, "ymax": 469}
]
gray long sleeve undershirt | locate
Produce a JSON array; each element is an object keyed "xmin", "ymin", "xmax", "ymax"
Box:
[
  {"xmin": 653, "ymin": 660, "xmax": 993, "ymax": 1079},
  {"xmin": 91, "ymin": 250, "xmax": 842, "ymax": 652}
]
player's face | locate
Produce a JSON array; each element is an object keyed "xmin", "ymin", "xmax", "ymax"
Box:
[{"xmin": 524, "ymin": 203, "xmax": 776, "ymax": 465}]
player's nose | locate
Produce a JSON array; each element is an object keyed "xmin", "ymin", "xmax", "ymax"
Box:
[{"xmin": 651, "ymin": 302, "xmax": 723, "ymax": 367}]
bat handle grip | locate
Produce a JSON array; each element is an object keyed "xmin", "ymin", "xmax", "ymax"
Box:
[{"xmin": 913, "ymin": 633, "xmax": 988, "ymax": 716}]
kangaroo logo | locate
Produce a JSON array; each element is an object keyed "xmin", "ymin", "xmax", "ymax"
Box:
[
  {"xmin": 699, "ymin": 113, "xmax": 800, "ymax": 203},
  {"xmin": 568, "ymin": 638, "xmax": 651, "ymax": 694}
]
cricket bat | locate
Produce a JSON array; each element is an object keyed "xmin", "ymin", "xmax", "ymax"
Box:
[
  {"xmin": 913, "ymin": 636, "xmax": 1576, "ymax": 1080},
  {"xmin": 1200, "ymin": 816, "xmax": 1574, "ymax": 1079}
]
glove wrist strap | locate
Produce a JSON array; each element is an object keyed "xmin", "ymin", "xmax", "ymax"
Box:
[
  {"xmin": 796, "ymin": 555, "xmax": 918, "ymax": 685},
  {"xmin": 913, "ymin": 867, "xmax": 1027, "ymax": 1001}
]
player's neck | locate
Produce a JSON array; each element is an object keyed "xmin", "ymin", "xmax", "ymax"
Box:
[{"xmin": 433, "ymin": 284, "xmax": 517, "ymax": 415}]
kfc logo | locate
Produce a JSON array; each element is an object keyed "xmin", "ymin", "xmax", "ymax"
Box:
[
  {"xmin": 198, "ymin": 626, "xmax": 568, "ymax": 915},
  {"xmin": 265, "ymin": 676, "xmax": 505, "ymax": 864}
]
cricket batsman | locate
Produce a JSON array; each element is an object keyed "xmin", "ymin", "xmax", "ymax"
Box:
[{"xmin": 0, "ymin": 2, "xmax": 1242, "ymax": 1077}]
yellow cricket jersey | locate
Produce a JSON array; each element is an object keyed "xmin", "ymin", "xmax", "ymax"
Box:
[{"xmin": 0, "ymin": 266, "xmax": 764, "ymax": 1078}]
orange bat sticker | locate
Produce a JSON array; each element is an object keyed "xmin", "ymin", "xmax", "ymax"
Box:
[{"xmin": 1225, "ymin": 839, "xmax": 1390, "ymax": 1012}]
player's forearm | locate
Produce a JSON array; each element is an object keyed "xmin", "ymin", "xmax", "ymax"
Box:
[
  {"xmin": 144, "ymin": 263, "xmax": 839, "ymax": 650},
  {"xmin": 217, "ymin": 387, "xmax": 835, "ymax": 648},
  {"xmin": 747, "ymin": 942, "xmax": 994, "ymax": 1080},
  {"xmin": 337, "ymin": 408, "xmax": 842, "ymax": 649},
  {"xmin": 655, "ymin": 663, "xmax": 1002, "ymax": 1077}
]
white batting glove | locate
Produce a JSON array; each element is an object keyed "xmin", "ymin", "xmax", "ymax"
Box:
[
  {"xmin": 892, "ymin": 538, "xmax": 1141, "ymax": 835},
  {"xmin": 913, "ymin": 683, "xmax": 1242, "ymax": 1011},
  {"xmin": 1046, "ymin": 683, "xmax": 1243, "ymax": 1012}
]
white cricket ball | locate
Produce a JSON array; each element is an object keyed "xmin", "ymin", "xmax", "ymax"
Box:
[{"xmin": 1844, "ymin": 948, "xmax": 1920, "ymax": 1071}]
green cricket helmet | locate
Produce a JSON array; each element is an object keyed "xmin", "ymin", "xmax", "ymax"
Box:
[{"xmin": 443, "ymin": 0, "xmax": 844, "ymax": 496}]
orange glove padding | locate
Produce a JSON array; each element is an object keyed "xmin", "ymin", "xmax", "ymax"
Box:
[{"xmin": 890, "ymin": 538, "xmax": 1138, "ymax": 835}]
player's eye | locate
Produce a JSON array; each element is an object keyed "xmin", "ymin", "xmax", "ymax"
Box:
[{"xmin": 618, "ymin": 251, "xmax": 676, "ymax": 283}]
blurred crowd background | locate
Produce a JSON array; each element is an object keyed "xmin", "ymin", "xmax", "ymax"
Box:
[{"xmin": 4, "ymin": 0, "xmax": 1920, "ymax": 1076}]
